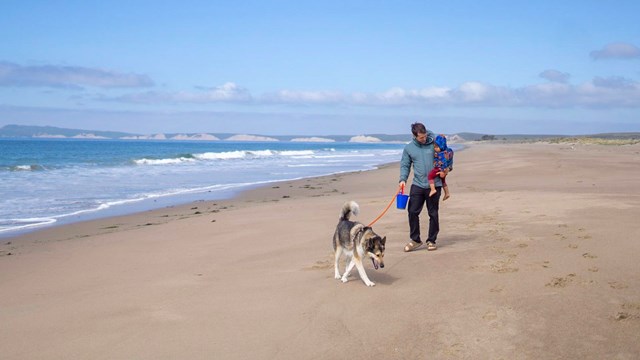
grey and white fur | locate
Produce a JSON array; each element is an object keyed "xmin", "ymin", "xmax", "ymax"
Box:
[{"xmin": 333, "ymin": 201, "xmax": 386, "ymax": 287}]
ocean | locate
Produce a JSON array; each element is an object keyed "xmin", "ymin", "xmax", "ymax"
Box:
[{"xmin": 0, "ymin": 138, "xmax": 409, "ymax": 237}]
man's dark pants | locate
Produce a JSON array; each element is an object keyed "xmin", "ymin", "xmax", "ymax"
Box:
[{"xmin": 408, "ymin": 184, "xmax": 441, "ymax": 244}]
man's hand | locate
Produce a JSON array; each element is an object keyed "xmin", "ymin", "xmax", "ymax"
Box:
[{"xmin": 398, "ymin": 181, "xmax": 407, "ymax": 194}]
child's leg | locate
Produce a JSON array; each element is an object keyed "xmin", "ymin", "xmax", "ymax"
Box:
[
  {"xmin": 427, "ymin": 168, "xmax": 440, "ymax": 197},
  {"xmin": 441, "ymin": 176, "xmax": 451, "ymax": 201}
]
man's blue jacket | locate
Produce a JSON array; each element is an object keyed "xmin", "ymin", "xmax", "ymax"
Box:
[{"xmin": 399, "ymin": 130, "xmax": 443, "ymax": 189}]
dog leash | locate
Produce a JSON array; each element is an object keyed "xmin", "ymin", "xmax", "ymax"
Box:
[{"xmin": 367, "ymin": 183, "xmax": 403, "ymax": 227}]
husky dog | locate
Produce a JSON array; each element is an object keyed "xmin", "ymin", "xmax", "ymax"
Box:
[{"xmin": 333, "ymin": 201, "xmax": 386, "ymax": 287}]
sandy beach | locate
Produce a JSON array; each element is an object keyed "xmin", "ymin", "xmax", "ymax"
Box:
[{"xmin": 1, "ymin": 142, "xmax": 639, "ymax": 359}]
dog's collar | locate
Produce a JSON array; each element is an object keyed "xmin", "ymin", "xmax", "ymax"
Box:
[{"xmin": 354, "ymin": 227, "xmax": 368, "ymax": 245}]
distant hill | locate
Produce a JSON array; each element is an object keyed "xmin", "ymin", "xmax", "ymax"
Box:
[
  {"xmin": 1, "ymin": 125, "xmax": 637, "ymax": 142},
  {"xmin": 0, "ymin": 124, "xmax": 134, "ymax": 139},
  {"xmin": 586, "ymin": 132, "xmax": 640, "ymax": 140},
  {"xmin": 0, "ymin": 124, "xmax": 412, "ymax": 142},
  {"xmin": 456, "ymin": 132, "xmax": 640, "ymax": 141},
  {"xmin": 456, "ymin": 132, "xmax": 565, "ymax": 141}
]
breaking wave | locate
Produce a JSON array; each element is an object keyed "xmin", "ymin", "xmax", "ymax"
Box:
[{"xmin": 134, "ymin": 149, "xmax": 318, "ymax": 165}]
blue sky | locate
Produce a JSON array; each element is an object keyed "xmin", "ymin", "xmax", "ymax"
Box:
[{"xmin": 1, "ymin": 0, "xmax": 639, "ymax": 135}]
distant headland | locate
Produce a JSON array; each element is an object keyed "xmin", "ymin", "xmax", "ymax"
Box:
[{"xmin": 0, "ymin": 124, "xmax": 638, "ymax": 144}]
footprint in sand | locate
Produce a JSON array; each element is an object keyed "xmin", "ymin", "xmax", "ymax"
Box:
[
  {"xmin": 575, "ymin": 228, "xmax": 593, "ymax": 240},
  {"xmin": 442, "ymin": 343, "xmax": 465, "ymax": 357},
  {"xmin": 615, "ymin": 312, "xmax": 633, "ymax": 321},
  {"xmin": 608, "ymin": 281, "xmax": 629, "ymax": 290},
  {"xmin": 614, "ymin": 305, "xmax": 640, "ymax": 321},
  {"xmin": 307, "ymin": 257, "xmax": 333, "ymax": 270},
  {"xmin": 488, "ymin": 248, "xmax": 519, "ymax": 273},
  {"xmin": 621, "ymin": 303, "xmax": 640, "ymax": 311},
  {"xmin": 481, "ymin": 307, "xmax": 518, "ymax": 332},
  {"xmin": 582, "ymin": 252, "xmax": 597, "ymax": 259},
  {"xmin": 546, "ymin": 273, "xmax": 576, "ymax": 288},
  {"xmin": 482, "ymin": 311, "xmax": 498, "ymax": 321},
  {"xmin": 554, "ymin": 233, "xmax": 568, "ymax": 240},
  {"xmin": 490, "ymin": 259, "xmax": 519, "ymax": 273}
]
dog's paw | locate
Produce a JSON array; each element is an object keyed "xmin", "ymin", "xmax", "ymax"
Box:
[
  {"xmin": 334, "ymin": 274, "xmax": 341, "ymax": 280},
  {"xmin": 341, "ymin": 277, "xmax": 349, "ymax": 283},
  {"xmin": 365, "ymin": 281, "xmax": 376, "ymax": 287}
]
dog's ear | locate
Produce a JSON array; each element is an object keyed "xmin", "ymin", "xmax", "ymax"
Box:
[{"xmin": 381, "ymin": 236, "xmax": 386, "ymax": 245}]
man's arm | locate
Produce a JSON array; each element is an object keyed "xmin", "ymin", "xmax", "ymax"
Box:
[{"xmin": 399, "ymin": 148, "xmax": 412, "ymax": 184}]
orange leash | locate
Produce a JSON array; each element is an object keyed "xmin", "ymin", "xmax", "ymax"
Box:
[{"xmin": 367, "ymin": 184, "xmax": 403, "ymax": 227}]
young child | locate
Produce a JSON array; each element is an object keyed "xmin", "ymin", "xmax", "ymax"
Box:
[{"xmin": 428, "ymin": 134, "xmax": 454, "ymax": 200}]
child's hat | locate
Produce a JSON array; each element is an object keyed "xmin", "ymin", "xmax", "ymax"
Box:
[{"xmin": 435, "ymin": 134, "xmax": 448, "ymax": 150}]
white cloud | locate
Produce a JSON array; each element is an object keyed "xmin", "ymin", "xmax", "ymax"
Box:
[
  {"xmin": 540, "ymin": 69, "xmax": 570, "ymax": 83},
  {"xmin": 590, "ymin": 43, "xmax": 640, "ymax": 60},
  {"xmin": 518, "ymin": 82, "xmax": 573, "ymax": 107},
  {"xmin": 261, "ymin": 86, "xmax": 453, "ymax": 106},
  {"xmin": 262, "ymin": 90, "xmax": 344, "ymax": 104},
  {"xmin": 374, "ymin": 86, "xmax": 452, "ymax": 105},
  {"xmin": 113, "ymin": 82, "xmax": 252, "ymax": 103},
  {"xmin": 455, "ymin": 82, "xmax": 490, "ymax": 102},
  {"xmin": 105, "ymin": 78, "xmax": 640, "ymax": 109},
  {"xmin": 0, "ymin": 61, "xmax": 153, "ymax": 88},
  {"xmin": 192, "ymin": 82, "xmax": 252, "ymax": 101},
  {"xmin": 518, "ymin": 78, "xmax": 640, "ymax": 107},
  {"xmin": 575, "ymin": 77, "xmax": 640, "ymax": 107},
  {"xmin": 592, "ymin": 76, "xmax": 636, "ymax": 89}
]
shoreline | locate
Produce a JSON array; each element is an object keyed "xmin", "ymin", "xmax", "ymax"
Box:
[
  {"xmin": 2, "ymin": 141, "xmax": 470, "ymax": 239},
  {"xmin": 0, "ymin": 160, "xmax": 402, "ymax": 240},
  {"xmin": 2, "ymin": 142, "xmax": 639, "ymax": 359},
  {"xmin": 0, "ymin": 159, "xmax": 401, "ymax": 248},
  {"xmin": 0, "ymin": 139, "xmax": 408, "ymax": 238}
]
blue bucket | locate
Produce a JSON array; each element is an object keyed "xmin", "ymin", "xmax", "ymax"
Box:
[{"xmin": 396, "ymin": 194, "xmax": 409, "ymax": 209}]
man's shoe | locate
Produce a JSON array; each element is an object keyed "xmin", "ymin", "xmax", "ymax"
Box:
[
  {"xmin": 426, "ymin": 241, "xmax": 437, "ymax": 251},
  {"xmin": 404, "ymin": 241, "xmax": 422, "ymax": 252}
]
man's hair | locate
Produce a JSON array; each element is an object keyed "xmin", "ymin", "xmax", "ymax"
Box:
[{"xmin": 411, "ymin": 122, "xmax": 427, "ymax": 136}]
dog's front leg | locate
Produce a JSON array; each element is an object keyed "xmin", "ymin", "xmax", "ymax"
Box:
[
  {"xmin": 341, "ymin": 258, "xmax": 355, "ymax": 283},
  {"xmin": 354, "ymin": 258, "xmax": 375, "ymax": 287}
]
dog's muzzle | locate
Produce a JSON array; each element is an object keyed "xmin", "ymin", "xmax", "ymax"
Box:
[{"xmin": 371, "ymin": 258, "xmax": 384, "ymax": 270}]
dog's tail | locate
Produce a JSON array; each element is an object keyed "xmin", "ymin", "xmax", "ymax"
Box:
[{"xmin": 339, "ymin": 201, "xmax": 359, "ymax": 221}]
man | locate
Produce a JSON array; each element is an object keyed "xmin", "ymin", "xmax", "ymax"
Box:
[{"xmin": 399, "ymin": 122, "xmax": 447, "ymax": 252}]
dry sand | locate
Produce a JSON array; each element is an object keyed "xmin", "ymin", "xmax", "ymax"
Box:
[{"xmin": 1, "ymin": 142, "xmax": 639, "ymax": 359}]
